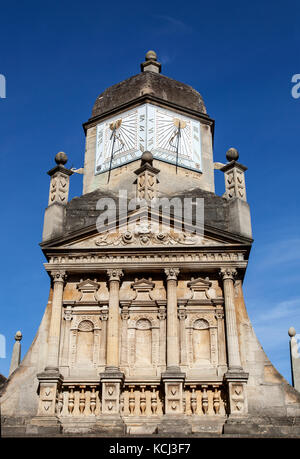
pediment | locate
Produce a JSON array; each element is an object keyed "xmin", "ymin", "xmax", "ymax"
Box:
[
  {"xmin": 51, "ymin": 221, "xmax": 241, "ymax": 250},
  {"xmin": 42, "ymin": 206, "xmax": 251, "ymax": 250}
]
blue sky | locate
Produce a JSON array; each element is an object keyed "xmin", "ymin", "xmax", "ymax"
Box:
[{"xmin": 0, "ymin": 0, "xmax": 299, "ymax": 382}]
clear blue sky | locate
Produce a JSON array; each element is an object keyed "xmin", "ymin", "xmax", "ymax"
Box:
[{"xmin": 0, "ymin": 0, "xmax": 299, "ymax": 382}]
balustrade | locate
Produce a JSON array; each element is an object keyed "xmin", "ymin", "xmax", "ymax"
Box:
[
  {"xmin": 183, "ymin": 384, "xmax": 226, "ymax": 416},
  {"xmin": 56, "ymin": 384, "xmax": 101, "ymax": 416}
]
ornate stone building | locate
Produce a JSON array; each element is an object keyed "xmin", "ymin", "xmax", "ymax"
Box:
[{"xmin": 1, "ymin": 51, "xmax": 300, "ymax": 437}]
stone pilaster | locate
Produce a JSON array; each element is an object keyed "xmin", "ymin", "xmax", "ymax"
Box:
[
  {"xmin": 220, "ymin": 267, "xmax": 248, "ymax": 417},
  {"xmin": 100, "ymin": 269, "xmax": 124, "ymax": 416},
  {"xmin": 45, "ymin": 270, "xmax": 66, "ymax": 372},
  {"xmin": 33, "ymin": 271, "xmax": 66, "ymax": 427},
  {"xmin": 178, "ymin": 302, "xmax": 187, "ymax": 366},
  {"xmin": 105, "ymin": 269, "xmax": 123, "ymax": 370},
  {"xmin": 164, "ymin": 268, "xmax": 180, "ymax": 371},
  {"xmin": 162, "ymin": 268, "xmax": 185, "ymax": 415},
  {"xmin": 120, "ymin": 303, "xmax": 130, "ymax": 367}
]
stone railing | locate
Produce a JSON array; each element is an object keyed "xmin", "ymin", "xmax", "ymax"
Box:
[
  {"xmin": 56, "ymin": 382, "xmax": 226, "ymax": 417},
  {"xmin": 57, "ymin": 383, "xmax": 101, "ymax": 416},
  {"xmin": 183, "ymin": 383, "xmax": 227, "ymax": 416},
  {"xmin": 120, "ymin": 384, "xmax": 163, "ymax": 416}
]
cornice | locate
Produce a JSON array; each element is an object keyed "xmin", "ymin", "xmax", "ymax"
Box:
[{"xmin": 82, "ymin": 94, "xmax": 214, "ymax": 134}]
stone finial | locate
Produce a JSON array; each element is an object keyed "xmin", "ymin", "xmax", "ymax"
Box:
[
  {"xmin": 289, "ymin": 327, "xmax": 300, "ymax": 392},
  {"xmin": 221, "ymin": 148, "xmax": 247, "ymax": 201},
  {"xmin": 226, "ymin": 147, "xmax": 239, "ymax": 162},
  {"xmin": 141, "ymin": 50, "xmax": 161, "ymax": 73},
  {"xmin": 289, "ymin": 327, "xmax": 296, "ymax": 337},
  {"xmin": 9, "ymin": 331, "xmax": 22, "ymax": 376},
  {"xmin": 15, "ymin": 331, "xmax": 22, "ymax": 341},
  {"xmin": 55, "ymin": 151, "xmax": 68, "ymax": 165}
]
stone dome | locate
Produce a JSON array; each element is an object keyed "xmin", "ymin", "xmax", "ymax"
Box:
[{"xmin": 91, "ymin": 71, "xmax": 207, "ymax": 118}]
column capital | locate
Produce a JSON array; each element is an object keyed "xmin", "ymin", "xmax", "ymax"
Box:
[
  {"xmin": 50, "ymin": 270, "xmax": 67, "ymax": 283},
  {"xmin": 219, "ymin": 267, "xmax": 237, "ymax": 281},
  {"xmin": 107, "ymin": 269, "xmax": 124, "ymax": 282},
  {"xmin": 164, "ymin": 268, "xmax": 180, "ymax": 281}
]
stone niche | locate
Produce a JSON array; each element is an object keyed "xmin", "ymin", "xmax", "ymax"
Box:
[
  {"xmin": 69, "ymin": 315, "xmax": 102, "ymax": 375},
  {"xmin": 127, "ymin": 314, "xmax": 160, "ymax": 377}
]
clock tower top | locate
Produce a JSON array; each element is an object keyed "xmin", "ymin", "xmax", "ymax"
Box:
[{"xmin": 82, "ymin": 51, "xmax": 215, "ymax": 197}]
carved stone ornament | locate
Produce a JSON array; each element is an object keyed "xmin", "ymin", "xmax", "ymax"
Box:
[
  {"xmin": 187, "ymin": 277, "xmax": 216, "ymax": 300},
  {"xmin": 77, "ymin": 279, "xmax": 100, "ymax": 302},
  {"xmin": 164, "ymin": 268, "xmax": 180, "ymax": 281},
  {"xmin": 219, "ymin": 267, "xmax": 237, "ymax": 281},
  {"xmin": 107, "ymin": 269, "xmax": 124, "ymax": 282},
  {"xmin": 130, "ymin": 278, "xmax": 155, "ymax": 301},
  {"xmin": 78, "ymin": 320, "xmax": 94, "ymax": 332},
  {"xmin": 193, "ymin": 318, "xmax": 209, "ymax": 330},
  {"xmin": 51, "ymin": 270, "xmax": 67, "ymax": 283},
  {"xmin": 95, "ymin": 221, "xmax": 200, "ymax": 247}
]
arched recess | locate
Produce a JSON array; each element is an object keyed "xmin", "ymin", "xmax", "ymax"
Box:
[
  {"xmin": 188, "ymin": 316, "xmax": 218, "ymax": 368},
  {"xmin": 69, "ymin": 315, "xmax": 102, "ymax": 369},
  {"xmin": 192, "ymin": 319, "xmax": 211, "ymax": 365},
  {"xmin": 135, "ymin": 318, "xmax": 152, "ymax": 366},
  {"xmin": 127, "ymin": 315, "xmax": 160, "ymax": 373},
  {"xmin": 76, "ymin": 320, "xmax": 94, "ymax": 366}
]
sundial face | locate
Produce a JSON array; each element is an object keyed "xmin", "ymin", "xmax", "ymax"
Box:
[{"xmin": 95, "ymin": 103, "xmax": 202, "ymax": 175}]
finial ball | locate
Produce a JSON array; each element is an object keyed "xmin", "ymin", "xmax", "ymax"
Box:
[
  {"xmin": 15, "ymin": 331, "xmax": 22, "ymax": 341},
  {"xmin": 226, "ymin": 147, "xmax": 239, "ymax": 162},
  {"xmin": 141, "ymin": 151, "xmax": 153, "ymax": 164},
  {"xmin": 145, "ymin": 50, "xmax": 157, "ymax": 61},
  {"xmin": 55, "ymin": 151, "xmax": 68, "ymax": 165},
  {"xmin": 288, "ymin": 327, "xmax": 296, "ymax": 337}
]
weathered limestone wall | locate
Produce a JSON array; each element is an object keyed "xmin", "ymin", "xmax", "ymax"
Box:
[
  {"xmin": 234, "ymin": 281, "xmax": 300, "ymax": 416},
  {"xmin": 0, "ymin": 289, "xmax": 52, "ymax": 418}
]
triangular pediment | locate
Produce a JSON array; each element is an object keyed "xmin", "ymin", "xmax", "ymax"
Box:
[{"xmin": 41, "ymin": 206, "xmax": 251, "ymax": 251}]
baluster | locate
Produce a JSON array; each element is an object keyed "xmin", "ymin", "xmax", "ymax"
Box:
[
  {"xmin": 190, "ymin": 385, "xmax": 197, "ymax": 415},
  {"xmin": 90, "ymin": 385, "xmax": 97, "ymax": 415},
  {"xmin": 129, "ymin": 385, "xmax": 135, "ymax": 415},
  {"xmin": 183, "ymin": 393, "xmax": 186, "ymax": 414},
  {"xmin": 68, "ymin": 386, "xmax": 75, "ymax": 414},
  {"xmin": 140, "ymin": 386, "xmax": 146, "ymax": 415},
  {"xmin": 201, "ymin": 385, "xmax": 208, "ymax": 415},
  {"xmin": 213, "ymin": 385, "xmax": 220, "ymax": 414},
  {"xmin": 120, "ymin": 394, "xmax": 125, "ymax": 415},
  {"xmin": 57, "ymin": 391, "xmax": 64, "ymax": 415},
  {"xmin": 79, "ymin": 385, "xmax": 86, "ymax": 414},
  {"xmin": 151, "ymin": 386, "xmax": 158, "ymax": 415}
]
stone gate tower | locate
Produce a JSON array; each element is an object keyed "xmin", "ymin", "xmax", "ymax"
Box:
[{"xmin": 1, "ymin": 51, "xmax": 300, "ymax": 437}]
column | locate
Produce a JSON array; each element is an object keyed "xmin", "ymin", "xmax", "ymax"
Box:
[
  {"xmin": 219, "ymin": 268, "xmax": 241, "ymax": 370},
  {"xmin": 34, "ymin": 270, "xmax": 65, "ymax": 422},
  {"xmin": 162, "ymin": 268, "xmax": 185, "ymax": 416},
  {"xmin": 45, "ymin": 270, "xmax": 66, "ymax": 372},
  {"xmin": 99, "ymin": 269, "xmax": 124, "ymax": 416},
  {"xmin": 164, "ymin": 268, "xmax": 180, "ymax": 370},
  {"xmin": 220, "ymin": 267, "xmax": 248, "ymax": 417},
  {"xmin": 106, "ymin": 269, "xmax": 123, "ymax": 370}
]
